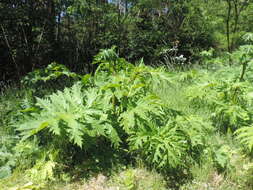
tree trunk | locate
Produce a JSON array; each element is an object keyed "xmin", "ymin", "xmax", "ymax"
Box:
[
  {"xmin": 0, "ymin": 24, "xmax": 21, "ymax": 79},
  {"xmin": 226, "ymin": 0, "xmax": 232, "ymax": 53},
  {"xmin": 231, "ymin": 0, "xmax": 239, "ymax": 50}
]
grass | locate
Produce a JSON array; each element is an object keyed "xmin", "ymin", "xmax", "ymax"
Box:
[
  {"xmin": 2, "ymin": 150, "xmax": 251, "ymax": 190},
  {"xmin": 0, "ymin": 167, "xmax": 167, "ymax": 190}
]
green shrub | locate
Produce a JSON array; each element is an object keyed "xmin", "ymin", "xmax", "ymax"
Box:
[
  {"xmin": 128, "ymin": 114, "xmax": 212, "ymax": 171},
  {"xmin": 17, "ymin": 83, "xmax": 120, "ymax": 149},
  {"xmin": 15, "ymin": 47, "xmax": 215, "ymax": 176}
]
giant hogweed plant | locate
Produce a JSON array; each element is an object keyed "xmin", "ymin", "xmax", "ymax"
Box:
[
  {"xmin": 21, "ymin": 62, "xmax": 81, "ymax": 99},
  {"xmin": 186, "ymin": 73, "xmax": 253, "ymax": 133},
  {"xmin": 21, "ymin": 62, "xmax": 80, "ymax": 86},
  {"xmin": 128, "ymin": 113, "xmax": 213, "ymax": 171},
  {"xmin": 236, "ymin": 91, "xmax": 253, "ymax": 152},
  {"xmin": 231, "ymin": 33, "xmax": 253, "ymax": 81},
  {"xmin": 229, "ymin": 34, "xmax": 253, "ymax": 152},
  {"xmin": 17, "ymin": 84, "xmax": 121, "ymax": 148},
  {"xmin": 16, "ymin": 47, "xmax": 212, "ymax": 174},
  {"xmin": 16, "ymin": 47, "xmax": 170, "ymax": 148},
  {"xmin": 209, "ymin": 80, "xmax": 251, "ymax": 132},
  {"xmin": 181, "ymin": 63, "xmax": 253, "ymax": 152}
]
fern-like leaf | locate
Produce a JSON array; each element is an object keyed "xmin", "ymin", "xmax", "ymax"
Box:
[
  {"xmin": 16, "ymin": 83, "xmax": 121, "ymax": 148},
  {"xmin": 120, "ymin": 95, "xmax": 162, "ymax": 132},
  {"xmin": 236, "ymin": 125, "xmax": 253, "ymax": 150}
]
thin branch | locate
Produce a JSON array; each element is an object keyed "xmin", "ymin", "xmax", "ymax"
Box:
[{"xmin": 0, "ymin": 24, "xmax": 21, "ymax": 79}]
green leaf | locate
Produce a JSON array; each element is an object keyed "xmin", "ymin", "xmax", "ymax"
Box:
[{"xmin": 0, "ymin": 166, "xmax": 11, "ymax": 179}]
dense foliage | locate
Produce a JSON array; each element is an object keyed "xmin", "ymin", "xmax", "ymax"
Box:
[
  {"xmin": 1, "ymin": 44, "xmax": 253, "ymax": 189},
  {"xmin": 1, "ymin": 0, "xmax": 253, "ymax": 82},
  {"xmin": 1, "ymin": 1, "xmax": 253, "ymax": 189}
]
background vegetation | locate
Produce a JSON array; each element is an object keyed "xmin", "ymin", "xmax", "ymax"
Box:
[
  {"xmin": 1, "ymin": 0, "xmax": 253, "ymax": 190},
  {"xmin": 2, "ymin": 0, "xmax": 252, "ymax": 81}
]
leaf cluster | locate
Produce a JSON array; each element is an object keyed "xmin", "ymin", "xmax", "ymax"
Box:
[{"xmin": 15, "ymin": 47, "xmax": 212, "ymax": 176}]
